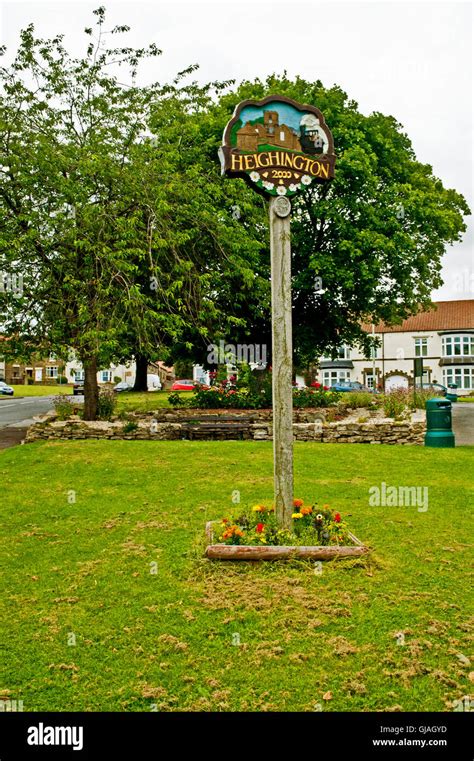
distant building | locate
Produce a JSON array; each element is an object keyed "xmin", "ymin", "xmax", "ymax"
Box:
[
  {"xmin": 236, "ymin": 111, "xmax": 301, "ymax": 152},
  {"xmin": 317, "ymin": 300, "xmax": 474, "ymax": 395}
]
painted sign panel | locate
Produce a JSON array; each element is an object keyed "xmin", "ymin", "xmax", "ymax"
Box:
[{"xmin": 219, "ymin": 95, "xmax": 335, "ymax": 197}]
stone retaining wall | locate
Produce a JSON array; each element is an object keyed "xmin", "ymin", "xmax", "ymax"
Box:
[{"xmin": 26, "ymin": 415, "xmax": 426, "ymax": 445}]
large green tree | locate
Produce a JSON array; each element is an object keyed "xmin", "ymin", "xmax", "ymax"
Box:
[
  {"xmin": 1, "ymin": 15, "xmax": 469, "ymax": 416},
  {"xmin": 0, "ymin": 9, "xmax": 266, "ymax": 416},
  {"xmin": 204, "ymin": 75, "xmax": 470, "ymax": 363}
]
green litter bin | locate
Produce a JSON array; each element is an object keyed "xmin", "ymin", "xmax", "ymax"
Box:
[
  {"xmin": 446, "ymin": 383, "xmax": 458, "ymax": 403},
  {"xmin": 425, "ymin": 398, "xmax": 455, "ymax": 448}
]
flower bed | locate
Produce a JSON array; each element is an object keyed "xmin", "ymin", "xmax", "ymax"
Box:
[
  {"xmin": 205, "ymin": 500, "xmax": 369, "ymax": 561},
  {"xmin": 169, "ymin": 381, "xmax": 341, "ymax": 410}
]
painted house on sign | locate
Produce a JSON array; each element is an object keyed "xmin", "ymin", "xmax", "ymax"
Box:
[{"xmin": 236, "ymin": 111, "xmax": 301, "ymax": 152}]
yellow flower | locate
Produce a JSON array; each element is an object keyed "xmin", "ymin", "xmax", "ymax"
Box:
[
  {"xmin": 252, "ymin": 504, "xmax": 266, "ymax": 513},
  {"xmin": 292, "ymin": 512, "xmax": 304, "ymax": 519}
]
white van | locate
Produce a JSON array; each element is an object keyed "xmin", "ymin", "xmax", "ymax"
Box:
[{"xmin": 147, "ymin": 374, "xmax": 162, "ymax": 391}]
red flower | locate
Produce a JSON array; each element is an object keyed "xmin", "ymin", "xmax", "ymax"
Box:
[
  {"xmin": 334, "ymin": 512, "xmax": 341, "ymax": 523},
  {"xmin": 256, "ymin": 523, "xmax": 265, "ymax": 533}
]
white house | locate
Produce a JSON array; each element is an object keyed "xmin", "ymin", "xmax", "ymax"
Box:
[
  {"xmin": 65, "ymin": 359, "xmax": 135, "ymax": 385},
  {"xmin": 316, "ymin": 299, "xmax": 474, "ymax": 396}
]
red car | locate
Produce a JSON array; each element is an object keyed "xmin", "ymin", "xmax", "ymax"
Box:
[{"xmin": 171, "ymin": 379, "xmax": 196, "ymax": 391}]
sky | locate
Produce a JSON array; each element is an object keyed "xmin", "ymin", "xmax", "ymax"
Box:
[{"xmin": 1, "ymin": 0, "xmax": 472, "ymax": 301}]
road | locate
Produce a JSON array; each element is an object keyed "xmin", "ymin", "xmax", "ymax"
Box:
[
  {"xmin": 0, "ymin": 395, "xmax": 57, "ymax": 450},
  {"xmin": 452, "ymin": 402, "xmax": 474, "ymax": 446},
  {"xmin": 0, "ymin": 395, "xmax": 55, "ymax": 429}
]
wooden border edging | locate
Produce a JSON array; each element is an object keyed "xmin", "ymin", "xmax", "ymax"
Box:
[{"xmin": 204, "ymin": 521, "xmax": 370, "ymax": 561}]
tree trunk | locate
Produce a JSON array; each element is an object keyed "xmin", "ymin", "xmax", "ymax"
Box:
[
  {"xmin": 133, "ymin": 353, "xmax": 148, "ymax": 392},
  {"xmin": 83, "ymin": 356, "xmax": 99, "ymax": 421}
]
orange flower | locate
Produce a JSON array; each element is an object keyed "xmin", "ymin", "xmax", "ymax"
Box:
[
  {"xmin": 300, "ymin": 506, "xmax": 313, "ymax": 516},
  {"xmin": 293, "ymin": 498, "xmax": 304, "ymax": 508}
]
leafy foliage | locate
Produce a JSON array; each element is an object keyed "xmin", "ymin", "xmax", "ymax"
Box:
[{"xmin": 97, "ymin": 388, "xmax": 117, "ymax": 421}]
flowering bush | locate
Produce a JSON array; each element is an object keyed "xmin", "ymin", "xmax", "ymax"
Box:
[
  {"xmin": 216, "ymin": 499, "xmax": 351, "ymax": 546},
  {"xmin": 169, "ymin": 379, "xmax": 340, "ymax": 410},
  {"xmin": 292, "ymin": 388, "xmax": 341, "ymax": 408}
]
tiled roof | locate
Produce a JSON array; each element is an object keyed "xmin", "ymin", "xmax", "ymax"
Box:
[{"xmin": 363, "ymin": 300, "xmax": 474, "ymax": 333}]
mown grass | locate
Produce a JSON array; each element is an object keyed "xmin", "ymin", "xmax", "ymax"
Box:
[
  {"xmin": 9, "ymin": 384, "xmax": 74, "ymax": 397},
  {"xmin": 115, "ymin": 390, "xmax": 193, "ymax": 413},
  {"xmin": 0, "ymin": 440, "xmax": 472, "ymax": 712}
]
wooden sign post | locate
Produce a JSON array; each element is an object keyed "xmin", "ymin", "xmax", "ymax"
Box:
[
  {"xmin": 270, "ymin": 195, "xmax": 293, "ymax": 529},
  {"xmin": 219, "ymin": 95, "xmax": 335, "ymax": 529}
]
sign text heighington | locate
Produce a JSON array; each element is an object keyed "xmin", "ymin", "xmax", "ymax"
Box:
[{"xmin": 230, "ymin": 150, "xmax": 331, "ymax": 179}]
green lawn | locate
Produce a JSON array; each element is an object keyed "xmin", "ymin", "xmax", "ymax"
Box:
[
  {"xmin": 1, "ymin": 440, "xmax": 472, "ymax": 712},
  {"xmin": 9, "ymin": 384, "xmax": 74, "ymax": 397},
  {"xmin": 116, "ymin": 390, "xmax": 193, "ymax": 413}
]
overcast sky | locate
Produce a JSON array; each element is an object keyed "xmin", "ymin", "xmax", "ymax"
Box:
[{"xmin": 1, "ymin": 0, "xmax": 472, "ymax": 301}]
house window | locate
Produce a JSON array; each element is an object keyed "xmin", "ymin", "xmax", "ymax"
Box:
[
  {"xmin": 322, "ymin": 345, "xmax": 351, "ymax": 361},
  {"xmin": 322, "ymin": 370, "xmax": 351, "ymax": 386},
  {"xmin": 414, "ymin": 338, "xmax": 428, "ymax": 357},
  {"xmin": 365, "ymin": 345, "xmax": 378, "ymax": 360},
  {"xmin": 74, "ymin": 370, "xmax": 84, "ymax": 382},
  {"xmin": 338, "ymin": 345, "xmax": 350, "ymax": 360},
  {"xmin": 442, "ymin": 335, "xmax": 474, "ymax": 357},
  {"xmin": 100, "ymin": 370, "xmax": 112, "ymax": 383},
  {"xmin": 443, "ymin": 367, "xmax": 474, "ymax": 390},
  {"xmin": 46, "ymin": 366, "xmax": 58, "ymax": 378}
]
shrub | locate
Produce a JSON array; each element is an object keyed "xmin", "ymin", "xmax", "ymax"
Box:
[
  {"xmin": 122, "ymin": 421, "xmax": 138, "ymax": 434},
  {"xmin": 113, "ymin": 375, "xmax": 122, "ymax": 384},
  {"xmin": 410, "ymin": 387, "xmax": 443, "ymax": 410},
  {"xmin": 168, "ymin": 391, "xmax": 187, "ymax": 407},
  {"xmin": 292, "ymin": 388, "xmax": 341, "ymax": 408},
  {"xmin": 56, "ymin": 375, "xmax": 68, "ymax": 385},
  {"xmin": 53, "ymin": 395, "xmax": 74, "ymax": 420},
  {"xmin": 383, "ymin": 390, "xmax": 408, "ymax": 420},
  {"xmin": 342, "ymin": 391, "xmax": 376, "ymax": 409},
  {"xmin": 97, "ymin": 388, "xmax": 116, "ymax": 420}
]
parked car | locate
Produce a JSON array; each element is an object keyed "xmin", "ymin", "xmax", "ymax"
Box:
[
  {"xmin": 417, "ymin": 382, "xmax": 447, "ymax": 396},
  {"xmin": 0, "ymin": 381, "xmax": 14, "ymax": 396},
  {"xmin": 114, "ymin": 381, "xmax": 133, "ymax": 393},
  {"xmin": 147, "ymin": 374, "xmax": 162, "ymax": 392},
  {"xmin": 330, "ymin": 381, "xmax": 369, "ymax": 392},
  {"xmin": 171, "ymin": 379, "xmax": 195, "ymax": 391},
  {"xmin": 72, "ymin": 381, "xmax": 84, "ymax": 396}
]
